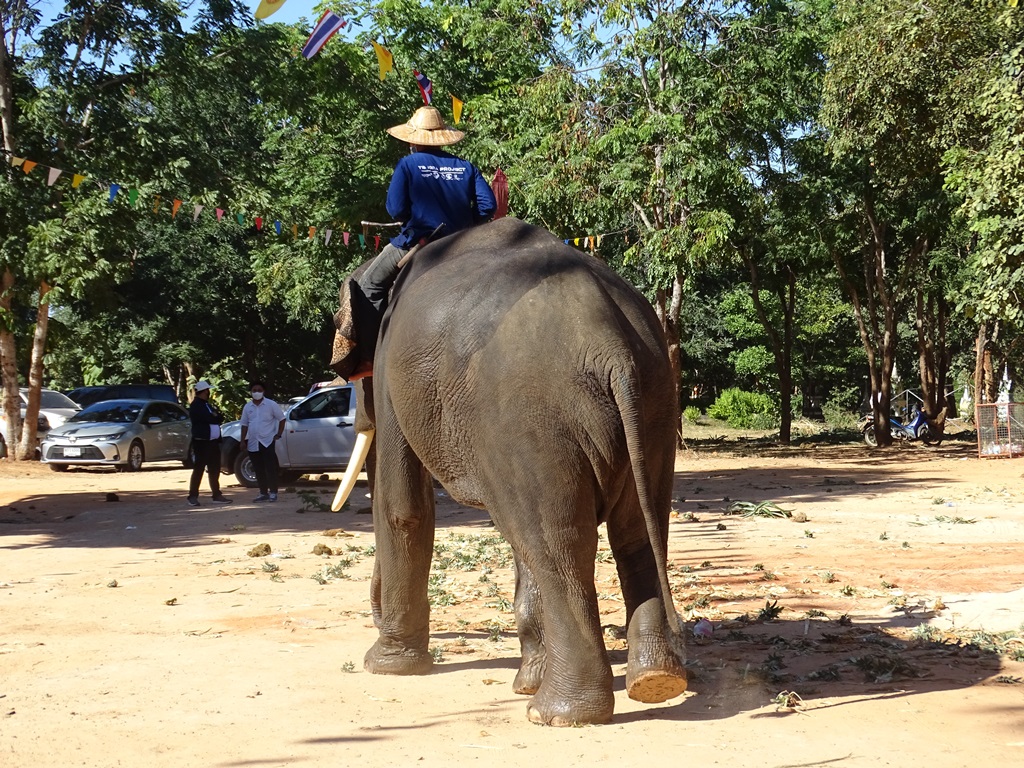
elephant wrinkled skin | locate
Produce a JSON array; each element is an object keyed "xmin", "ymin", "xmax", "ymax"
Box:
[{"xmin": 332, "ymin": 218, "xmax": 687, "ymax": 725}]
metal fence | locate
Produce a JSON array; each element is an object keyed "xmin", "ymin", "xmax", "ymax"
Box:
[{"xmin": 976, "ymin": 402, "xmax": 1024, "ymax": 458}]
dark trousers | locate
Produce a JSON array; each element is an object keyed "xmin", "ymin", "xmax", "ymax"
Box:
[
  {"xmin": 354, "ymin": 243, "xmax": 407, "ymax": 358},
  {"xmin": 189, "ymin": 439, "xmax": 222, "ymax": 498},
  {"xmin": 249, "ymin": 441, "xmax": 279, "ymax": 495}
]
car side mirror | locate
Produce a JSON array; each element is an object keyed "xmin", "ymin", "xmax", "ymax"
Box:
[{"xmin": 146, "ymin": 416, "xmax": 161, "ymax": 425}]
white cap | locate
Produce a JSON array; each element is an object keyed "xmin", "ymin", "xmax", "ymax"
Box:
[{"xmin": 194, "ymin": 380, "xmax": 212, "ymax": 392}]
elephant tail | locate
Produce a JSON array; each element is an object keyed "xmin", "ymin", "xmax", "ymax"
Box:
[{"xmin": 611, "ymin": 366, "xmax": 684, "ymax": 651}]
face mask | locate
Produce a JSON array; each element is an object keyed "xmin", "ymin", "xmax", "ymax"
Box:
[{"xmin": 251, "ymin": 391, "xmax": 264, "ymax": 401}]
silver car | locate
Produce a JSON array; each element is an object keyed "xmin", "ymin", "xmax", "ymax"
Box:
[{"xmin": 41, "ymin": 399, "xmax": 192, "ymax": 472}]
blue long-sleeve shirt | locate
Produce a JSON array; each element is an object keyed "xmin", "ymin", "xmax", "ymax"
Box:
[{"xmin": 386, "ymin": 149, "xmax": 497, "ymax": 249}]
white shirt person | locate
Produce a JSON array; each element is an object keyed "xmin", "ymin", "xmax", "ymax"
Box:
[{"xmin": 239, "ymin": 383, "xmax": 286, "ymax": 502}]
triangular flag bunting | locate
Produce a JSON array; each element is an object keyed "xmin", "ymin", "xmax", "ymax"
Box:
[
  {"xmin": 291, "ymin": 224, "xmax": 297, "ymax": 239},
  {"xmin": 574, "ymin": 238, "xmax": 580, "ymax": 246},
  {"xmin": 255, "ymin": 217, "xmax": 263, "ymax": 231},
  {"xmin": 452, "ymin": 95, "xmax": 464, "ymax": 124},
  {"xmin": 254, "ymin": 0, "xmax": 291, "ymax": 20},
  {"xmin": 128, "ymin": 189, "xmax": 139, "ymax": 206},
  {"xmin": 308, "ymin": 226, "xmax": 316, "ymax": 239},
  {"xmin": 9, "ymin": 156, "xmax": 25, "ymax": 167},
  {"xmin": 72, "ymin": 173, "xmax": 85, "ymax": 188},
  {"xmin": 236, "ymin": 213, "xmax": 245, "ymax": 226},
  {"xmin": 152, "ymin": 196, "xmax": 162, "ymax": 213},
  {"xmin": 374, "ymin": 235, "xmax": 381, "ymax": 251},
  {"xmin": 46, "ymin": 167, "xmax": 62, "ymax": 186},
  {"xmin": 275, "ymin": 221, "xmax": 282, "ymax": 235},
  {"xmin": 371, "ymin": 41, "xmax": 394, "ymax": 80},
  {"xmin": 216, "ymin": 208, "xmax": 225, "ymax": 221},
  {"xmin": 343, "ymin": 231, "xmax": 350, "ymax": 246},
  {"xmin": 193, "ymin": 204, "xmax": 204, "ymax": 221},
  {"xmin": 22, "ymin": 160, "xmax": 37, "ymax": 174},
  {"xmin": 358, "ymin": 234, "xmax": 366, "ymax": 249},
  {"xmin": 172, "ymin": 199, "xmax": 182, "ymax": 218},
  {"xmin": 109, "ymin": 184, "xmax": 120, "ymax": 202},
  {"xmin": 324, "ymin": 229, "xmax": 332, "ymax": 245}
]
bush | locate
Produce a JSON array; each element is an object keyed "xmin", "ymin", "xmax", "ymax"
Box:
[
  {"xmin": 707, "ymin": 388, "xmax": 779, "ymax": 429},
  {"xmin": 821, "ymin": 385, "xmax": 861, "ymax": 430},
  {"xmin": 683, "ymin": 405, "xmax": 702, "ymax": 423}
]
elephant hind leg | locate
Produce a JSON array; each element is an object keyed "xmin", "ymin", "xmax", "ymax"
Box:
[
  {"xmin": 624, "ymin": 597, "xmax": 688, "ymax": 703},
  {"xmin": 511, "ymin": 553, "xmax": 544, "ymax": 695}
]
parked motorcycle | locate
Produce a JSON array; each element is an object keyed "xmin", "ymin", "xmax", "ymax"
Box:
[{"xmin": 861, "ymin": 405, "xmax": 942, "ymax": 447}]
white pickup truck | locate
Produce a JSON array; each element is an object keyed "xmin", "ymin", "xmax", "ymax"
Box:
[{"xmin": 219, "ymin": 384, "xmax": 358, "ymax": 487}]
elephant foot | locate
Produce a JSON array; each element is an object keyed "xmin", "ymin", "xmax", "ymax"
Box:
[
  {"xmin": 625, "ymin": 597, "xmax": 688, "ymax": 704},
  {"xmin": 626, "ymin": 668, "xmax": 688, "ymax": 704},
  {"xmin": 512, "ymin": 654, "xmax": 545, "ymax": 695},
  {"xmin": 363, "ymin": 638, "xmax": 433, "ymax": 676},
  {"xmin": 525, "ymin": 683, "xmax": 614, "ymax": 726}
]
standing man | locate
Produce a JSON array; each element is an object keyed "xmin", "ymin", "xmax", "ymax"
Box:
[
  {"xmin": 239, "ymin": 381, "xmax": 286, "ymax": 502},
  {"xmin": 188, "ymin": 380, "xmax": 232, "ymax": 507},
  {"xmin": 351, "ymin": 105, "xmax": 497, "ymax": 379}
]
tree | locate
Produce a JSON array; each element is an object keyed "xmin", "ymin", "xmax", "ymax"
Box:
[
  {"xmin": 1, "ymin": 0, "xmax": 188, "ymax": 459},
  {"xmin": 821, "ymin": 0, "xmax": 1005, "ymax": 445}
]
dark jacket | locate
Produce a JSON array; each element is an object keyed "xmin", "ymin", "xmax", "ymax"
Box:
[
  {"xmin": 386, "ymin": 149, "xmax": 497, "ymax": 249},
  {"xmin": 189, "ymin": 398, "xmax": 224, "ymax": 441}
]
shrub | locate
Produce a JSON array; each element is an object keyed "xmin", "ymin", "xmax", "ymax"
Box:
[
  {"xmin": 707, "ymin": 388, "xmax": 779, "ymax": 429},
  {"xmin": 821, "ymin": 385, "xmax": 861, "ymax": 430},
  {"xmin": 683, "ymin": 405, "xmax": 702, "ymax": 423}
]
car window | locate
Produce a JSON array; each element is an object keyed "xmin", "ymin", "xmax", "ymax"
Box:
[
  {"xmin": 155, "ymin": 403, "xmax": 187, "ymax": 422},
  {"xmin": 38, "ymin": 391, "xmax": 79, "ymax": 409},
  {"xmin": 70, "ymin": 401, "xmax": 144, "ymax": 424},
  {"xmin": 291, "ymin": 389, "xmax": 351, "ymax": 420}
]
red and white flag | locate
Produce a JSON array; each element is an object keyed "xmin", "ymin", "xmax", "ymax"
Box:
[
  {"xmin": 413, "ymin": 69, "xmax": 433, "ymax": 105},
  {"xmin": 302, "ymin": 11, "xmax": 346, "ymax": 60}
]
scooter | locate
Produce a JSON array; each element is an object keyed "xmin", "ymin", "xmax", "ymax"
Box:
[{"xmin": 861, "ymin": 405, "xmax": 942, "ymax": 447}]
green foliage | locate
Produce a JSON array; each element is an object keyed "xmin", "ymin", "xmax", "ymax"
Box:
[
  {"xmin": 683, "ymin": 405, "xmax": 701, "ymax": 423},
  {"xmin": 821, "ymin": 385, "xmax": 861, "ymax": 429},
  {"xmin": 707, "ymin": 388, "xmax": 779, "ymax": 430}
]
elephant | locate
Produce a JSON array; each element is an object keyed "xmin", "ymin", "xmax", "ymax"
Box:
[{"xmin": 329, "ymin": 217, "xmax": 687, "ymax": 725}]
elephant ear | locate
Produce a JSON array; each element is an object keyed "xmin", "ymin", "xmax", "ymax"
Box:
[{"xmin": 330, "ymin": 275, "xmax": 362, "ymax": 380}]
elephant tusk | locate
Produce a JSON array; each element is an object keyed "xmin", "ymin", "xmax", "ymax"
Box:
[{"xmin": 331, "ymin": 428, "xmax": 375, "ymax": 512}]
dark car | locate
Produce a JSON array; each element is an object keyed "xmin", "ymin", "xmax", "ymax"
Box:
[{"xmin": 67, "ymin": 384, "xmax": 179, "ymax": 408}]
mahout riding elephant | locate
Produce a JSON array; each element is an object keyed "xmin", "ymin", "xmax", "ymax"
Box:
[{"xmin": 330, "ymin": 217, "xmax": 687, "ymax": 725}]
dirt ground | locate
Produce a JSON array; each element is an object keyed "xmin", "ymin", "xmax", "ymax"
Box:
[{"xmin": 2, "ymin": 436, "xmax": 1023, "ymax": 767}]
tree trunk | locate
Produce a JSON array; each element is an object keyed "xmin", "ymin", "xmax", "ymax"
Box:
[
  {"xmin": 654, "ymin": 272, "xmax": 684, "ymax": 449},
  {"xmin": 973, "ymin": 320, "xmax": 988, "ymax": 416},
  {"xmin": 0, "ymin": 267, "xmax": 20, "ymax": 458},
  {"xmin": 914, "ymin": 283, "xmax": 948, "ymax": 434},
  {"xmin": 17, "ymin": 281, "xmax": 51, "ymax": 459},
  {"xmin": 741, "ymin": 246, "xmax": 796, "ymax": 444}
]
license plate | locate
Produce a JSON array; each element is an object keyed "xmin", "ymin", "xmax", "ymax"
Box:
[{"xmin": 64, "ymin": 446, "xmax": 81, "ymax": 457}]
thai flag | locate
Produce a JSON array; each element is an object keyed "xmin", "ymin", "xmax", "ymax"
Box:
[
  {"xmin": 302, "ymin": 11, "xmax": 346, "ymax": 60},
  {"xmin": 413, "ymin": 69, "xmax": 433, "ymax": 105}
]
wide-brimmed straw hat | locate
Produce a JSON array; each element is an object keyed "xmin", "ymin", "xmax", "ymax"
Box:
[{"xmin": 386, "ymin": 106, "xmax": 465, "ymax": 146}]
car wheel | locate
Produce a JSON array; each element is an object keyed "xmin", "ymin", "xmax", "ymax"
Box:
[
  {"xmin": 49, "ymin": 463, "xmax": 68, "ymax": 472},
  {"xmin": 123, "ymin": 440, "xmax": 145, "ymax": 472},
  {"xmin": 233, "ymin": 451, "xmax": 259, "ymax": 488}
]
